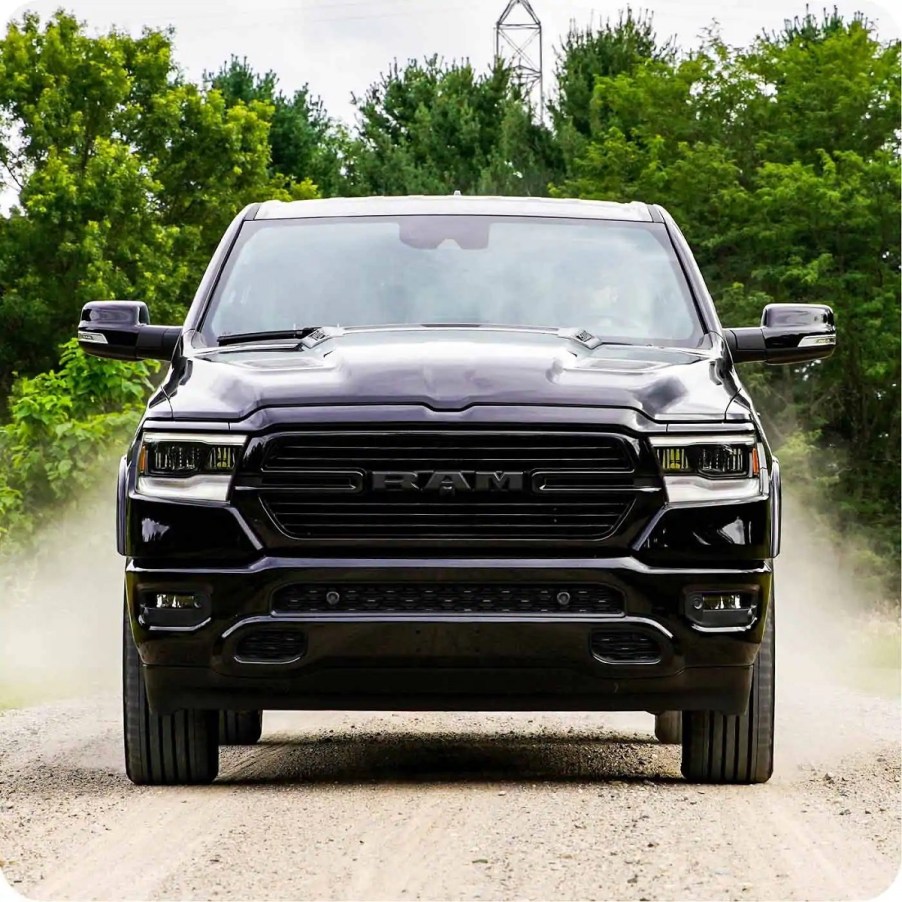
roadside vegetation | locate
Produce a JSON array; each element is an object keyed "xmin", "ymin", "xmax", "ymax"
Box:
[{"xmin": 0, "ymin": 8, "xmax": 898, "ymax": 601}]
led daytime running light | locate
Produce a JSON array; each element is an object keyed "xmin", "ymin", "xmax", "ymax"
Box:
[
  {"xmin": 654, "ymin": 443, "xmax": 752, "ymax": 478},
  {"xmin": 139, "ymin": 436, "xmax": 243, "ymax": 478}
]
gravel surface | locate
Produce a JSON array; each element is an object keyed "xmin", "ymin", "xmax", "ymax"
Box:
[{"xmin": 0, "ymin": 675, "xmax": 898, "ymax": 901}]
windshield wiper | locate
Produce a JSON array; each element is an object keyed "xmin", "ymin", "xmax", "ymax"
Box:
[{"xmin": 217, "ymin": 327, "xmax": 324, "ymax": 347}]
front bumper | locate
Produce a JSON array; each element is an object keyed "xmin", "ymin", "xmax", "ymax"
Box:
[{"xmin": 127, "ymin": 555, "xmax": 772, "ymax": 716}]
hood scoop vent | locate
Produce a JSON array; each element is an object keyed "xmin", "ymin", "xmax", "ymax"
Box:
[{"xmin": 558, "ymin": 327, "xmax": 602, "ymax": 350}]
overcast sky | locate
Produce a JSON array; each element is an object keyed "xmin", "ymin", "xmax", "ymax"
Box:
[{"xmin": 4, "ymin": 0, "xmax": 900, "ymax": 124}]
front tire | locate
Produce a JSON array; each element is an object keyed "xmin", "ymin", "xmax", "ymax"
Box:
[
  {"xmin": 681, "ymin": 592, "xmax": 775, "ymax": 784},
  {"xmin": 219, "ymin": 711, "xmax": 263, "ymax": 745},
  {"xmin": 122, "ymin": 606, "xmax": 219, "ymax": 785}
]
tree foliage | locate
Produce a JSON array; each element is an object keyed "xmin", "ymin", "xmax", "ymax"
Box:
[
  {"xmin": 347, "ymin": 56, "xmax": 562, "ymax": 196},
  {"xmin": 0, "ymin": 339, "xmax": 157, "ymax": 552},
  {"xmin": 0, "ymin": 11, "xmax": 316, "ymax": 395},
  {"xmin": 207, "ymin": 55, "xmax": 347, "ymax": 196},
  {"xmin": 549, "ymin": 9, "xmax": 675, "ymax": 143}
]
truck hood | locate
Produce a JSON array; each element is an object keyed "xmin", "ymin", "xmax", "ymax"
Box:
[{"xmin": 159, "ymin": 327, "xmax": 743, "ymax": 423}]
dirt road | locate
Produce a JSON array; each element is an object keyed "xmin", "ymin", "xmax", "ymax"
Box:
[
  {"xmin": 0, "ymin": 680, "xmax": 899, "ymax": 901},
  {"xmin": 0, "ymin": 496, "xmax": 899, "ymax": 901}
]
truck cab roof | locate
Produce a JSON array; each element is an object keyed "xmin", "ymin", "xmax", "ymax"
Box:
[{"xmin": 254, "ymin": 194, "xmax": 656, "ymax": 222}]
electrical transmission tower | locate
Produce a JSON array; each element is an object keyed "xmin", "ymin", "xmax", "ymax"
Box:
[{"xmin": 495, "ymin": 0, "xmax": 543, "ymax": 114}]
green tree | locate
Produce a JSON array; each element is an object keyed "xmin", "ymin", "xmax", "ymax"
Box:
[
  {"xmin": 0, "ymin": 339, "xmax": 158, "ymax": 550},
  {"xmin": 548, "ymin": 9, "xmax": 675, "ymax": 169},
  {"xmin": 208, "ymin": 55, "xmax": 347, "ymax": 196},
  {"xmin": 347, "ymin": 56, "xmax": 561, "ymax": 196},
  {"xmin": 0, "ymin": 11, "xmax": 314, "ymax": 394},
  {"xmin": 729, "ymin": 11, "xmax": 900, "ymax": 173}
]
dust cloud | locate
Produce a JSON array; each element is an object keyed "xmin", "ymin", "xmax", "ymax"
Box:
[
  {"xmin": 772, "ymin": 495, "xmax": 900, "ymax": 770},
  {"xmin": 776, "ymin": 495, "xmax": 898, "ymax": 677},
  {"xmin": 0, "ymin": 463, "xmax": 124, "ymax": 705}
]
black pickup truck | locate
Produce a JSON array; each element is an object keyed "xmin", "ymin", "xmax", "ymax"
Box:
[{"xmin": 76, "ymin": 195, "xmax": 835, "ymax": 786}]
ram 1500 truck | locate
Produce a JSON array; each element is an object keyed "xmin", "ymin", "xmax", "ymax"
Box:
[{"xmin": 76, "ymin": 195, "xmax": 836, "ymax": 786}]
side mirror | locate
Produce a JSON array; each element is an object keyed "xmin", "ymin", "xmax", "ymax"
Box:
[
  {"xmin": 77, "ymin": 301, "xmax": 182, "ymax": 362},
  {"xmin": 724, "ymin": 303, "xmax": 836, "ymax": 365}
]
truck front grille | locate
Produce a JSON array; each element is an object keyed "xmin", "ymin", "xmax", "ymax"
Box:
[
  {"xmin": 272, "ymin": 583, "xmax": 625, "ymax": 616},
  {"xmin": 235, "ymin": 429, "xmax": 657, "ymax": 548}
]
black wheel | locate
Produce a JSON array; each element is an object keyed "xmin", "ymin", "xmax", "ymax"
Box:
[
  {"xmin": 122, "ymin": 605, "xmax": 219, "ymax": 785},
  {"xmin": 654, "ymin": 711, "xmax": 682, "ymax": 744},
  {"xmin": 219, "ymin": 711, "xmax": 263, "ymax": 745},
  {"xmin": 681, "ymin": 593, "xmax": 775, "ymax": 784}
]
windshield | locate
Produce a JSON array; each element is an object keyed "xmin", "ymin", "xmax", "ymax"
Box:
[{"xmin": 203, "ymin": 215, "xmax": 703, "ymax": 345}]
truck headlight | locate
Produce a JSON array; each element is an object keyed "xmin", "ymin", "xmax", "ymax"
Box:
[
  {"xmin": 653, "ymin": 440, "xmax": 758, "ymax": 478},
  {"xmin": 137, "ymin": 432, "xmax": 247, "ymax": 502},
  {"xmin": 649, "ymin": 434, "xmax": 764, "ymax": 503}
]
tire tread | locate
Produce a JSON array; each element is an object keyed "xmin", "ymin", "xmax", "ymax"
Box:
[
  {"xmin": 681, "ymin": 595, "xmax": 775, "ymax": 785},
  {"xmin": 122, "ymin": 606, "xmax": 218, "ymax": 785}
]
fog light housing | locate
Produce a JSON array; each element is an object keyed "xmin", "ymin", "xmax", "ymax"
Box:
[
  {"xmin": 155, "ymin": 593, "xmax": 200, "ymax": 610},
  {"xmin": 138, "ymin": 591, "xmax": 209, "ymax": 629},
  {"xmin": 684, "ymin": 590, "xmax": 758, "ymax": 630}
]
